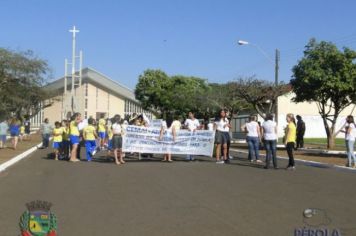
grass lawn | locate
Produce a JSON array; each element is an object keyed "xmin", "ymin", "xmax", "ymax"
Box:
[
  {"xmin": 303, "ymin": 138, "xmax": 345, "ymax": 146},
  {"xmin": 276, "ymin": 137, "xmax": 346, "ymax": 147},
  {"xmin": 275, "ymin": 137, "xmax": 348, "ymax": 150},
  {"xmin": 0, "ymin": 133, "xmax": 42, "ymax": 165}
]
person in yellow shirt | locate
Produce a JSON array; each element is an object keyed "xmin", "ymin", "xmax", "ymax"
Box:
[
  {"xmin": 19, "ymin": 125, "xmax": 25, "ymax": 142},
  {"xmin": 69, "ymin": 113, "xmax": 82, "ymax": 162},
  {"xmin": 284, "ymin": 113, "xmax": 297, "ymax": 170},
  {"xmin": 107, "ymin": 120, "xmax": 113, "ymax": 155},
  {"xmin": 83, "ymin": 117, "xmax": 98, "ymax": 161},
  {"xmin": 53, "ymin": 122, "xmax": 64, "ymax": 161},
  {"xmin": 98, "ymin": 114, "xmax": 107, "ymax": 150}
]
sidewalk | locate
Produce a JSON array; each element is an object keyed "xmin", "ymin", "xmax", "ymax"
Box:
[
  {"xmin": 231, "ymin": 143, "xmax": 351, "ymax": 168},
  {"xmin": 0, "ymin": 134, "xmax": 42, "ymax": 165}
]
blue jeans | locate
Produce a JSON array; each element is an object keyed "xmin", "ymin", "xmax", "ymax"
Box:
[
  {"xmin": 247, "ymin": 136, "xmax": 260, "ymax": 160},
  {"xmin": 346, "ymin": 140, "xmax": 356, "ymax": 166},
  {"xmin": 42, "ymin": 133, "xmax": 50, "ymax": 148},
  {"xmin": 264, "ymin": 139, "xmax": 277, "ymax": 168},
  {"xmin": 85, "ymin": 140, "xmax": 96, "ymax": 161}
]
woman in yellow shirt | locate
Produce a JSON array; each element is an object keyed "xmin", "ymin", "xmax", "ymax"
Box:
[
  {"xmin": 69, "ymin": 113, "xmax": 82, "ymax": 162},
  {"xmin": 285, "ymin": 113, "xmax": 297, "ymax": 170}
]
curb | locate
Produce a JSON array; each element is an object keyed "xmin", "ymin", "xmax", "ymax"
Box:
[
  {"xmin": 229, "ymin": 148, "xmax": 356, "ymax": 173},
  {"xmin": 231, "ymin": 140, "xmax": 355, "ymax": 155},
  {"xmin": 297, "ymin": 147, "xmax": 355, "ymax": 155},
  {"xmin": 0, "ymin": 142, "xmax": 42, "ymax": 173}
]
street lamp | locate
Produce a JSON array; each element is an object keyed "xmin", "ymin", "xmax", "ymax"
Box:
[
  {"xmin": 238, "ymin": 40, "xmax": 249, "ymax": 45},
  {"xmin": 237, "ymin": 39, "xmax": 280, "ymax": 123}
]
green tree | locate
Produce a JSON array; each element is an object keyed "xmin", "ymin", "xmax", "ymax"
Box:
[
  {"xmin": 135, "ymin": 69, "xmax": 253, "ymax": 121},
  {"xmin": 170, "ymin": 75, "xmax": 210, "ymax": 116},
  {"xmin": 135, "ymin": 69, "xmax": 210, "ymax": 119},
  {"xmin": 291, "ymin": 39, "xmax": 356, "ymax": 149},
  {"xmin": 229, "ymin": 77, "xmax": 290, "ymax": 119},
  {"xmin": 0, "ymin": 48, "xmax": 51, "ymax": 120},
  {"xmin": 197, "ymin": 83, "xmax": 251, "ymax": 119},
  {"xmin": 134, "ymin": 69, "xmax": 172, "ymax": 117}
]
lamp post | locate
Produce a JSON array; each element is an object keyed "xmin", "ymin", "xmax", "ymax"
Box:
[{"xmin": 237, "ymin": 40, "xmax": 280, "ymax": 123}]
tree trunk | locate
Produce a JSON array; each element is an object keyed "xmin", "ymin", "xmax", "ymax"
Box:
[
  {"xmin": 327, "ymin": 135, "xmax": 335, "ymax": 149},
  {"xmin": 322, "ymin": 116, "xmax": 337, "ymax": 149},
  {"xmin": 254, "ymin": 104, "xmax": 267, "ymax": 120}
]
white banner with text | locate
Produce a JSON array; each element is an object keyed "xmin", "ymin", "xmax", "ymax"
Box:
[{"xmin": 122, "ymin": 125, "xmax": 215, "ymax": 156}]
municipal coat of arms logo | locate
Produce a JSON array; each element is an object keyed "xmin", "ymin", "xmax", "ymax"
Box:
[{"xmin": 19, "ymin": 200, "xmax": 57, "ymax": 236}]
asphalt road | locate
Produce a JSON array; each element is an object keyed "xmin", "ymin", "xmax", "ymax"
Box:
[{"xmin": 0, "ymin": 148, "xmax": 356, "ymax": 236}]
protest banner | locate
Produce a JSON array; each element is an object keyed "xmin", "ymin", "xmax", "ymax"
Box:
[
  {"xmin": 122, "ymin": 125, "xmax": 215, "ymax": 156},
  {"xmin": 150, "ymin": 119, "xmax": 163, "ymax": 128}
]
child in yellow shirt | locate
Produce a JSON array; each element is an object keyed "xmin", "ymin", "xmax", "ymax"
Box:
[
  {"xmin": 83, "ymin": 118, "xmax": 98, "ymax": 161},
  {"xmin": 53, "ymin": 122, "xmax": 64, "ymax": 161},
  {"xmin": 19, "ymin": 125, "xmax": 25, "ymax": 142},
  {"xmin": 98, "ymin": 115, "xmax": 107, "ymax": 150}
]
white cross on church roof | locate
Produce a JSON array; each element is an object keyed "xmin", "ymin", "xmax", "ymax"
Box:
[{"xmin": 69, "ymin": 26, "xmax": 79, "ymax": 38}]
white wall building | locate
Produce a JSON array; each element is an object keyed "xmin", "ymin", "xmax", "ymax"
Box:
[
  {"xmin": 30, "ymin": 67, "xmax": 153, "ymax": 127},
  {"xmin": 231, "ymin": 92, "xmax": 356, "ymax": 139},
  {"xmin": 277, "ymin": 92, "xmax": 355, "ymax": 138}
]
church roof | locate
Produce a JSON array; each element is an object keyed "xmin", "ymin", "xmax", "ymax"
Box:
[{"xmin": 45, "ymin": 67, "xmax": 137, "ymax": 102}]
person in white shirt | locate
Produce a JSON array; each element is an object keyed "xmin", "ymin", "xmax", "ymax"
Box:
[
  {"xmin": 261, "ymin": 114, "xmax": 278, "ymax": 169},
  {"xmin": 219, "ymin": 110, "xmax": 232, "ymax": 161},
  {"xmin": 184, "ymin": 111, "xmax": 201, "ymax": 161},
  {"xmin": 184, "ymin": 112, "xmax": 200, "ymax": 131},
  {"xmin": 159, "ymin": 118, "xmax": 181, "ymax": 162},
  {"xmin": 342, "ymin": 115, "xmax": 356, "ymax": 168},
  {"xmin": 112, "ymin": 114, "xmax": 124, "ymax": 165},
  {"xmin": 207, "ymin": 122, "xmax": 214, "ymax": 131},
  {"xmin": 242, "ymin": 115, "xmax": 262, "ymax": 163},
  {"xmin": 214, "ymin": 109, "xmax": 231, "ymax": 164}
]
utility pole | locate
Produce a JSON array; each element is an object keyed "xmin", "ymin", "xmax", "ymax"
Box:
[{"xmin": 275, "ymin": 49, "xmax": 280, "ymax": 124}]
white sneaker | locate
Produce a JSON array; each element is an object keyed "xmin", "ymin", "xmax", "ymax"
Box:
[
  {"xmin": 216, "ymin": 160, "xmax": 225, "ymax": 164},
  {"xmin": 92, "ymin": 150, "xmax": 97, "ymax": 156}
]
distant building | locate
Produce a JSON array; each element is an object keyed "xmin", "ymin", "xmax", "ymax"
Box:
[
  {"xmin": 30, "ymin": 67, "xmax": 152, "ymax": 127},
  {"xmin": 231, "ymin": 92, "xmax": 356, "ymax": 139}
]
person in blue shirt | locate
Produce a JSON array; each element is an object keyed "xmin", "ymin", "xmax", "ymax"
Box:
[
  {"xmin": 9, "ymin": 117, "xmax": 20, "ymax": 150},
  {"xmin": 0, "ymin": 119, "xmax": 9, "ymax": 149}
]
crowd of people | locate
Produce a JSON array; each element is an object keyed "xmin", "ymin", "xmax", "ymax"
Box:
[
  {"xmin": 0, "ymin": 116, "xmax": 31, "ymax": 150},
  {"xmin": 0, "ymin": 111, "xmax": 355, "ymax": 170},
  {"xmin": 241, "ymin": 113, "xmax": 298, "ymax": 170}
]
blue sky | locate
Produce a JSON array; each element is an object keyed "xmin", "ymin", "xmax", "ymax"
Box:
[{"xmin": 1, "ymin": 0, "xmax": 356, "ymax": 89}]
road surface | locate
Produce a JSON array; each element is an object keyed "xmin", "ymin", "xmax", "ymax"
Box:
[{"xmin": 0, "ymin": 148, "xmax": 355, "ymax": 235}]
